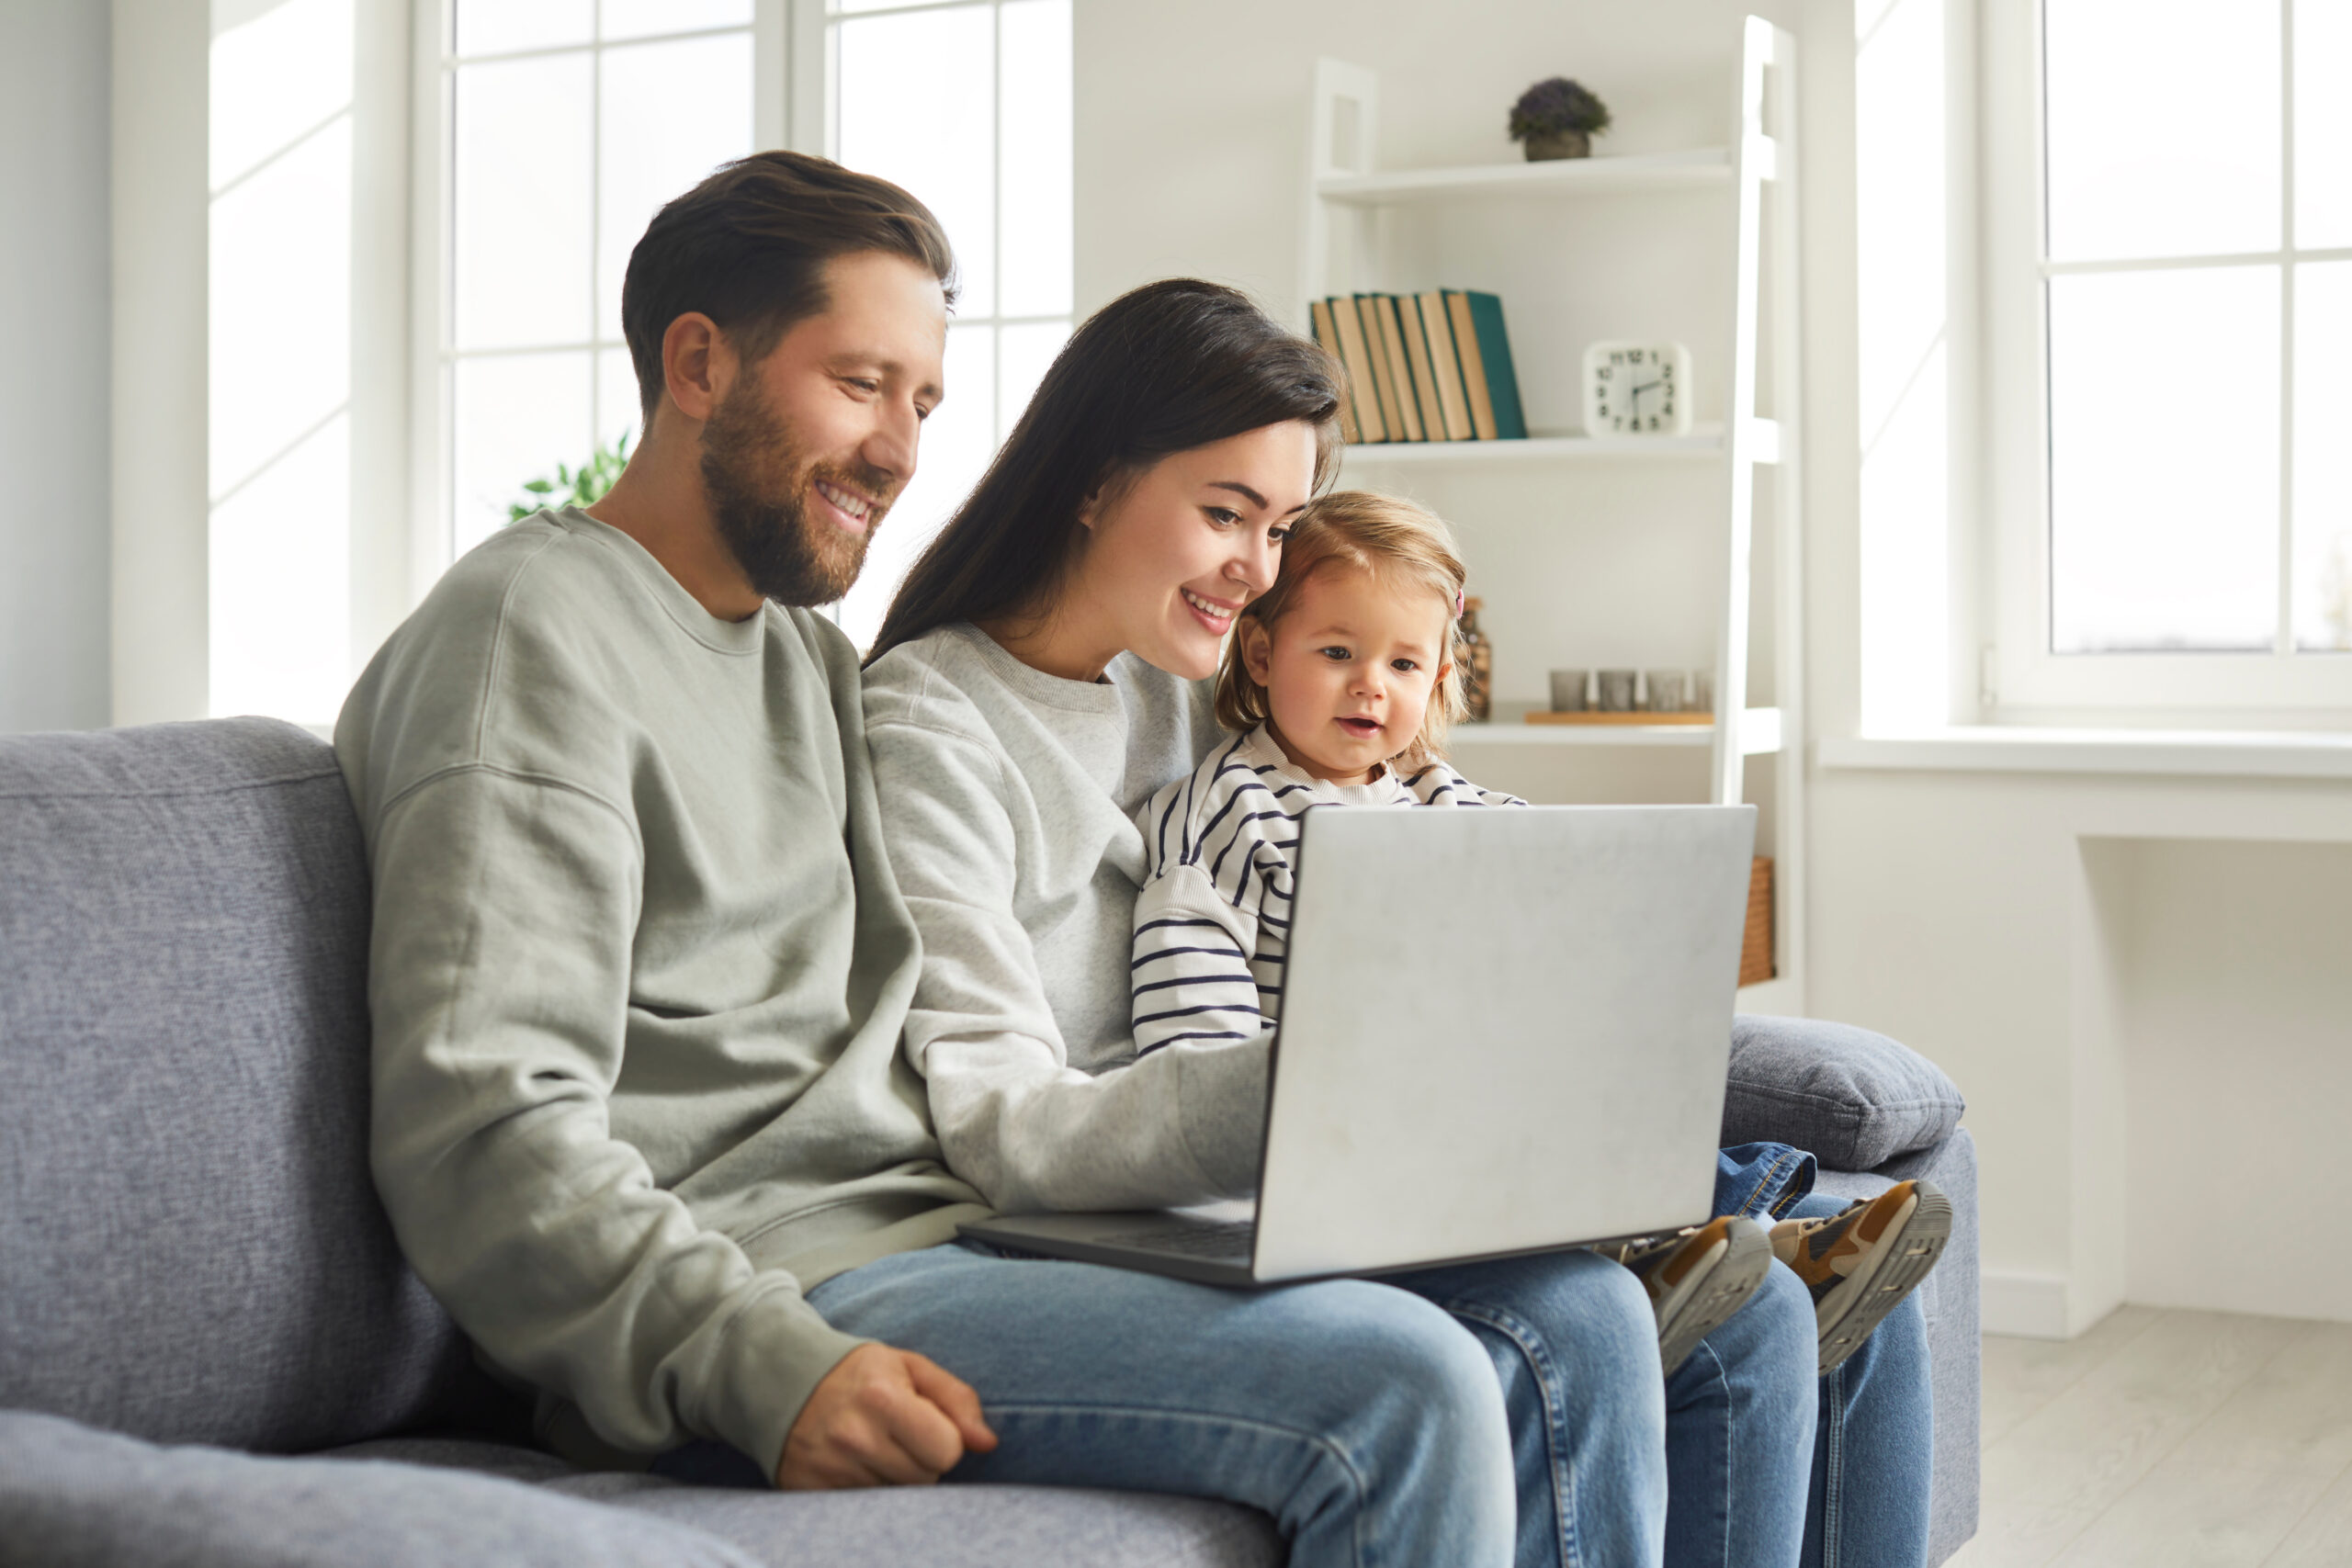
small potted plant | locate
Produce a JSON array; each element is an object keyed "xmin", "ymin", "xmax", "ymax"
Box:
[{"xmin": 1509, "ymin": 77, "xmax": 1611, "ymax": 162}]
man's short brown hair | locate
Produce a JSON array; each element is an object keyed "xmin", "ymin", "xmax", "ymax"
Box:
[{"xmin": 620, "ymin": 151, "xmax": 957, "ymax": 427}]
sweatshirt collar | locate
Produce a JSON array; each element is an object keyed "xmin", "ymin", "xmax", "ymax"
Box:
[
  {"xmin": 952, "ymin": 623, "xmax": 1128, "ymax": 716},
  {"xmin": 555, "ymin": 507, "xmax": 771, "ymax": 656}
]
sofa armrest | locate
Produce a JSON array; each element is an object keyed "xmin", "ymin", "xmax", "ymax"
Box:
[
  {"xmin": 0, "ymin": 1410, "xmax": 758, "ymax": 1568},
  {"xmin": 1723, "ymin": 1014, "xmax": 1967, "ymax": 1172}
]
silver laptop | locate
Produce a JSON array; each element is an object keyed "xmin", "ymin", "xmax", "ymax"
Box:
[{"xmin": 958, "ymin": 803, "xmax": 1757, "ymax": 1286}]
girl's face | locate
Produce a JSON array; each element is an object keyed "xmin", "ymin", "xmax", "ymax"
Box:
[
  {"xmin": 1067, "ymin": 421, "xmax": 1318, "ymax": 680},
  {"xmin": 1239, "ymin": 562, "xmax": 1453, "ymax": 786}
]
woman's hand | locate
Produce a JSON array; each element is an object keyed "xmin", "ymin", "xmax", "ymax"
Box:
[{"xmin": 775, "ymin": 1342, "xmax": 1000, "ymax": 1489}]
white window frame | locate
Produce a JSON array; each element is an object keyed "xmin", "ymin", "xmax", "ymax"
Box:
[
  {"xmin": 1983, "ymin": 0, "xmax": 2352, "ymax": 718},
  {"xmin": 405, "ymin": 0, "xmax": 794, "ymax": 592},
  {"xmin": 815, "ymin": 0, "xmax": 1077, "ymax": 444}
]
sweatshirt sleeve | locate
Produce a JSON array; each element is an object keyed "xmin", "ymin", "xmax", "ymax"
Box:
[
  {"xmin": 363, "ymin": 767, "xmax": 867, "ymax": 1476},
  {"xmin": 865, "ymin": 717, "xmax": 1267, "ymax": 1213}
]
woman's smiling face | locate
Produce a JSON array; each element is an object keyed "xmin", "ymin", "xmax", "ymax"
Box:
[{"xmin": 1067, "ymin": 421, "xmax": 1319, "ymax": 680}]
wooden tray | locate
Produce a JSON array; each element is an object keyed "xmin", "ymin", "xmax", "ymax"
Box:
[{"xmin": 1523, "ymin": 711, "xmax": 1713, "ymax": 726}]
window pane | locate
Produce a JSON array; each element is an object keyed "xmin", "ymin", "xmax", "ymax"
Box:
[
  {"xmin": 998, "ymin": 0, "xmax": 1071, "ymax": 318},
  {"xmin": 2049, "ymin": 267, "xmax": 2280, "ymax": 651},
  {"xmin": 210, "ymin": 414, "xmax": 350, "ymax": 722},
  {"xmin": 211, "ymin": 117, "xmax": 352, "ymax": 499},
  {"xmin": 597, "ymin": 33, "xmax": 753, "ymax": 343},
  {"xmin": 454, "ymin": 351, "xmax": 594, "ymax": 555},
  {"xmin": 601, "ymin": 0, "xmax": 751, "ymax": 39},
  {"xmin": 455, "ymin": 0, "xmax": 592, "ymax": 57},
  {"xmin": 2045, "ymin": 0, "xmax": 2279, "ymax": 261},
  {"xmin": 598, "ymin": 344, "xmax": 643, "ymax": 452},
  {"xmin": 997, "ymin": 320, "xmax": 1068, "ymax": 445},
  {"xmin": 210, "ymin": 0, "xmax": 353, "ymax": 193},
  {"xmin": 455, "ymin": 51, "xmax": 594, "ymax": 350},
  {"xmin": 2297, "ymin": 0, "xmax": 2352, "ymax": 249},
  {"xmin": 2294, "ymin": 262, "xmax": 2352, "ymax": 649},
  {"xmin": 836, "ymin": 322, "xmax": 993, "ymax": 651},
  {"xmin": 837, "ymin": 6, "xmax": 995, "ymax": 315}
]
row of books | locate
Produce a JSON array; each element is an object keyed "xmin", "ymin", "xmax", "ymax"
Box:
[{"xmin": 1309, "ymin": 290, "xmax": 1529, "ymax": 445}]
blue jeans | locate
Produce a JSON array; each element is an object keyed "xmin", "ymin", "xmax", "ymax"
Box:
[{"xmin": 657, "ymin": 1179, "xmax": 1933, "ymax": 1568}]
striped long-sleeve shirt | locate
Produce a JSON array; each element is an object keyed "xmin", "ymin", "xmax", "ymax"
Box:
[{"xmin": 1128, "ymin": 724, "xmax": 1524, "ymax": 1056}]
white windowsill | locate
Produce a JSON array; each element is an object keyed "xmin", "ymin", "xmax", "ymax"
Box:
[{"xmin": 1818, "ymin": 727, "xmax": 2352, "ymax": 780}]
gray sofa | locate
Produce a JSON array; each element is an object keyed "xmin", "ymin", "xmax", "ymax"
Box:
[{"xmin": 0, "ymin": 717, "xmax": 1980, "ymax": 1566}]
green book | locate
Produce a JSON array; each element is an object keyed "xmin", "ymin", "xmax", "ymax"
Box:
[{"xmin": 1459, "ymin": 291, "xmax": 1527, "ymax": 440}]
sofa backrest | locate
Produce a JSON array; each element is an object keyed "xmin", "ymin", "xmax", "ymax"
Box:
[{"xmin": 0, "ymin": 718, "xmax": 492, "ymax": 1453}]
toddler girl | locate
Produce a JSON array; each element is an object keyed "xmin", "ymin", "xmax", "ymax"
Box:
[{"xmin": 1129, "ymin": 490, "xmax": 1948, "ymax": 1374}]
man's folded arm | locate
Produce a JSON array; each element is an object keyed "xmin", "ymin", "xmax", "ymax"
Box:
[{"xmin": 364, "ymin": 767, "xmax": 865, "ymax": 1476}]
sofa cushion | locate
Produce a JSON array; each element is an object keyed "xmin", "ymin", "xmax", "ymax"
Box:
[
  {"xmin": 1722, "ymin": 1013, "xmax": 1967, "ymax": 1171},
  {"xmin": 0, "ymin": 719, "xmax": 484, "ymax": 1454},
  {"xmin": 0, "ymin": 1411, "xmax": 757, "ymax": 1568},
  {"xmin": 333, "ymin": 1436, "xmax": 1284, "ymax": 1568}
]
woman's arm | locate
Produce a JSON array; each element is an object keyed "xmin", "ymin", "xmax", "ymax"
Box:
[{"xmin": 865, "ymin": 715, "xmax": 1267, "ymax": 1214}]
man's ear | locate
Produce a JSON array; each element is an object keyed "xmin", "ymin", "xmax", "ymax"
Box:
[
  {"xmin": 662, "ymin": 312, "xmax": 729, "ymax": 423},
  {"xmin": 1238, "ymin": 618, "xmax": 1275, "ymax": 684}
]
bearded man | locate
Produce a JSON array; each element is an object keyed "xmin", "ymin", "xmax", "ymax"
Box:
[{"xmin": 335, "ymin": 154, "xmax": 1003, "ymax": 1483}]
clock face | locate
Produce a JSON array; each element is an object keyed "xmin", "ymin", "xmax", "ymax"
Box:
[{"xmin": 1584, "ymin": 342, "xmax": 1691, "ymax": 436}]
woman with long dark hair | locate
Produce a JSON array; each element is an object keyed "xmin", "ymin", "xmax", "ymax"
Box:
[{"xmin": 859, "ymin": 278, "xmax": 1933, "ymax": 1568}]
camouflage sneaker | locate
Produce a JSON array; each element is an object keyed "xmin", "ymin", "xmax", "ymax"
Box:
[
  {"xmin": 1610, "ymin": 1215, "xmax": 1773, "ymax": 1375},
  {"xmin": 1770, "ymin": 1179, "xmax": 1952, "ymax": 1375}
]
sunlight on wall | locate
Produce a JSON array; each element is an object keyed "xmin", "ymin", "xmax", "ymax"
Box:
[
  {"xmin": 209, "ymin": 0, "xmax": 355, "ymax": 726},
  {"xmin": 1855, "ymin": 0, "xmax": 1951, "ymax": 731}
]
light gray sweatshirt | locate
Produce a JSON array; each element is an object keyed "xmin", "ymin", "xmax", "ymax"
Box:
[
  {"xmin": 336, "ymin": 509, "xmax": 987, "ymax": 1478},
  {"xmin": 862, "ymin": 623, "xmax": 1272, "ymax": 1214}
]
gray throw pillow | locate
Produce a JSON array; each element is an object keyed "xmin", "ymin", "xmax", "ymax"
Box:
[{"xmin": 1722, "ymin": 1014, "xmax": 1966, "ymax": 1172}]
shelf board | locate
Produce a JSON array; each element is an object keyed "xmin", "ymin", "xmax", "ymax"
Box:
[
  {"xmin": 1316, "ymin": 147, "xmax": 1735, "ymax": 205},
  {"xmin": 1451, "ymin": 707, "xmax": 1783, "ymax": 755}
]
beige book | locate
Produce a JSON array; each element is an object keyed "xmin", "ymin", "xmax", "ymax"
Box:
[
  {"xmin": 1395, "ymin": 295, "xmax": 1449, "ymax": 441},
  {"xmin": 1374, "ymin": 297, "xmax": 1430, "ymax": 442},
  {"xmin": 1363, "ymin": 293, "xmax": 1411, "ymax": 439},
  {"xmin": 1446, "ymin": 290, "xmax": 1500, "ymax": 441},
  {"xmin": 1327, "ymin": 297, "xmax": 1387, "ymax": 443},
  {"xmin": 1416, "ymin": 291, "xmax": 1475, "ymax": 441},
  {"xmin": 1309, "ymin": 299, "xmax": 1362, "ymax": 445}
]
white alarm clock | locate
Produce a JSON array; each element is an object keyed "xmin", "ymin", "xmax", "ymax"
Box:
[{"xmin": 1582, "ymin": 341, "xmax": 1691, "ymax": 435}]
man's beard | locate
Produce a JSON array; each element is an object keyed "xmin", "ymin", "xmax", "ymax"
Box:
[{"xmin": 698, "ymin": 376, "xmax": 892, "ymax": 608}]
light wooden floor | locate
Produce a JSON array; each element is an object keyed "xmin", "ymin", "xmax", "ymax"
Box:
[{"xmin": 1946, "ymin": 1306, "xmax": 2352, "ymax": 1567}]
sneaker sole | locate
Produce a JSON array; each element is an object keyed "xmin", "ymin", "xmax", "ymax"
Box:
[
  {"xmin": 1815, "ymin": 1184, "xmax": 1952, "ymax": 1375},
  {"xmin": 1658, "ymin": 1221, "xmax": 1773, "ymax": 1375}
]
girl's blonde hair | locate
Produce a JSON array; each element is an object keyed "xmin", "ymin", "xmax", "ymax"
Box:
[{"xmin": 1215, "ymin": 490, "xmax": 1470, "ymax": 770}]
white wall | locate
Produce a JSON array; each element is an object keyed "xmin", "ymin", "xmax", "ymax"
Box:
[
  {"xmin": 1075, "ymin": 0, "xmax": 2352, "ymax": 1336},
  {"xmin": 0, "ymin": 0, "xmax": 112, "ymax": 733}
]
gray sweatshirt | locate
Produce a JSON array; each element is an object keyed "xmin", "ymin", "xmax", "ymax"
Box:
[
  {"xmin": 336, "ymin": 509, "xmax": 986, "ymax": 1477},
  {"xmin": 862, "ymin": 623, "xmax": 1272, "ymax": 1213}
]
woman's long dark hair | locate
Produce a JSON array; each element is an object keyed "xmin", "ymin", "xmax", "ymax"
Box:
[{"xmin": 865, "ymin": 278, "xmax": 1344, "ymax": 664}]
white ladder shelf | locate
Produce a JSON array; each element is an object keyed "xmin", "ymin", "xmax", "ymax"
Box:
[{"xmin": 1299, "ymin": 17, "xmax": 1805, "ymax": 1006}]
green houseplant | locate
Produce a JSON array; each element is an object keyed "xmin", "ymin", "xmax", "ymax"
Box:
[
  {"xmin": 508, "ymin": 431, "xmax": 632, "ymax": 525},
  {"xmin": 1509, "ymin": 77, "xmax": 1611, "ymax": 162}
]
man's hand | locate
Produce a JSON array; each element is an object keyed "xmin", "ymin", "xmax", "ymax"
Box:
[{"xmin": 775, "ymin": 1343, "xmax": 999, "ymax": 1490}]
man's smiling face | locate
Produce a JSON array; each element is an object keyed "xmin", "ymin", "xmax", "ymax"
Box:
[{"xmin": 697, "ymin": 249, "xmax": 948, "ymax": 606}]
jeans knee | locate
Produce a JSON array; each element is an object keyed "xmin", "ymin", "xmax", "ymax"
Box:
[
  {"xmin": 1317, "ymin": 1281, "xmax": 1514, "ymax": 1476},
  {"xmin": 1740, "ymin": 1261, "xmax": 1819, "ymax": 1390}
]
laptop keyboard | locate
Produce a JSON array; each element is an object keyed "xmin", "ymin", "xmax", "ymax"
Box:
[{"xmin": 1091, "ymin": 1218, "xmax": 1256, "ymax": 1260}]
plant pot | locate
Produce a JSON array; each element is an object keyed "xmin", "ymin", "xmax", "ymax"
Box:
[{"xmin": 1522, "ymin": 130, "xmax": 1590, "ymax": 162}]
